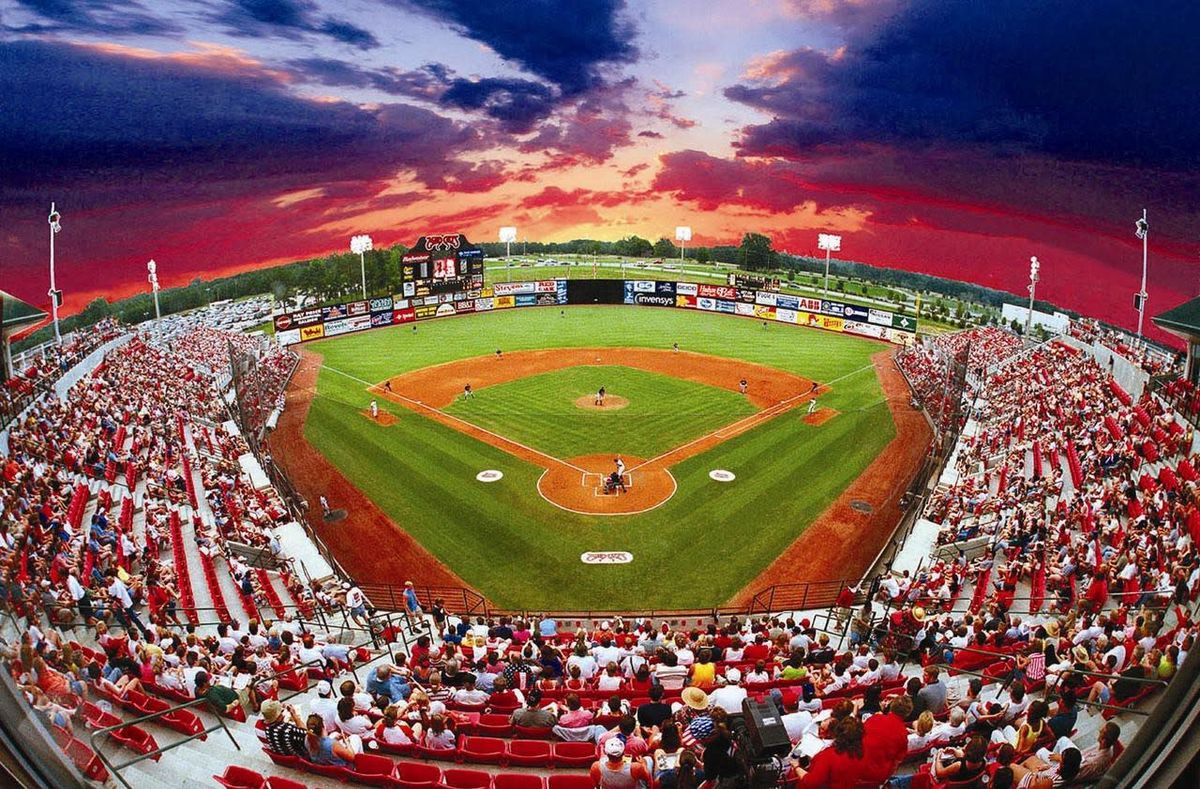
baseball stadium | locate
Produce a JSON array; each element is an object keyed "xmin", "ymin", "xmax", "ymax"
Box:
[{"xmin": 2, "ymin": 3, "xmax": 1200, "ymax": 789}]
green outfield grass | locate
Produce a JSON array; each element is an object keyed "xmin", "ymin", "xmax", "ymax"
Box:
[
  {"xmin": 303, "ymin": 306, "xmax": 896, "ymax": 609},
  {"xmin": 443, "ymin": 365, "xmax": 758, "ymax": 459}
]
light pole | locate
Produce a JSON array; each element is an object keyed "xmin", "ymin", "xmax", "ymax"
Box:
[
  {"xmin": 499, "ymin": 227, "xmax": 517, "ymax": 282},
  {"xmin": 817, "ymin": 233, "xmax": 841, "ymax": 295},
  {"xmin": 1135, "ymin": 210, "xmax": 1149, "ymax": 338},
  {"xmin": 1026, "ymin": 256, "xmax": 1040, "ymax": 336},
  {"xmin": 350, "ymin": 234, "xmax": 372, "ymax": 299},
  {"xmin": 675, "ymin": 226, "xmax": 692, "ymax": 264},
  {"xmin": 47, "ymin": 204, "xmax": 62, "ymax": 344},
  {"xmin": 147, "ymin": 259, "xmax": 161, "ymax": 322}
]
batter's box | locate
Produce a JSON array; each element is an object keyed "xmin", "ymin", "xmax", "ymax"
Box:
[{"xmin": 583, "ymin": 471, "xmax": 634, "ymax": 496}]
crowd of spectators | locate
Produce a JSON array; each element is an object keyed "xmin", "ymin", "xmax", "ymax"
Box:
[{"xmin": 1, "ymin": 318, "xmax": 123, "ymax": 421}]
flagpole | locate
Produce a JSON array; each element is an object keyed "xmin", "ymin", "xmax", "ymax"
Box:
[{"xmin": 1137, "ymin": 208, "xmax": 1148, "ymax": 339}]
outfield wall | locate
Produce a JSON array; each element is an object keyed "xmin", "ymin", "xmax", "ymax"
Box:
[{"xmin": 272, "ymin": 278, "xmax": 919, "ymax": 347}]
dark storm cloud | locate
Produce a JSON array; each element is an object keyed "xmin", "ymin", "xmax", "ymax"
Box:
[
  {"xmin": 727, "ymin": 0, "xmax": 1200, "ymax": 171},
  {"xmin": 392, "ymin": 0, "xmax": 637, "ymax": 94},
  {"xmin": 5, "ymin": 0, "xmax": 179, "ymax": 35},
  {"xmin": 215, "ymin": 0, "xmax": 379, "ymax": 49},
  {"xmin": 0, "ymin": 40, "xmax": 483, "ymax": 202}
]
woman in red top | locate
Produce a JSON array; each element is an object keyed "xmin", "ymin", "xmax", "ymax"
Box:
[{"xmin": 796, "ymin": 716, "xmax": 870, "ymax": 788}]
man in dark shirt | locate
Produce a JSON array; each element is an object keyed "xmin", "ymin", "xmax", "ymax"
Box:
[
  {"xmin": 1112, "ymin": 664, "xmax": 1150, "ymax": 702},
  {"xmin": 261, "ymin": 699, "xmax": 308, "ymax": 757},
  {"xmin": 636, "ymin": 685, "xmax": 672, "ymax": 729}
]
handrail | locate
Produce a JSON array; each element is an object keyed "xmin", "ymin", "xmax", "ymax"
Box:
[{"xmin": 932, "ymin": 662, "xmax": 1155, "ymax": 717}]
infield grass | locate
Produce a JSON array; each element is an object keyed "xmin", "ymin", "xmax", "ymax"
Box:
[
  {"xmin": 443, "ymin": 366, "xmax": 757, "ymax": 459},
  {"xmin": 304, "ymin": 306, "xmax": 896, "ymax": 609}
]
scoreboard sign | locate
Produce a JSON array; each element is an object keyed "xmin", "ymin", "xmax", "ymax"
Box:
[{"xmin": 400, "ymin": 233, "xmax": 485, "ymax": 295}]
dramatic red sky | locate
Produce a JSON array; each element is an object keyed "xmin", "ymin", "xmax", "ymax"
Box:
[{"xmin": 2, "ymin": 1, "xmax": 1198, "ymax": 344}]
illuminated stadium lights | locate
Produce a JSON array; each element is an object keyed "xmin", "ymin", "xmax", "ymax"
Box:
[
  {"xmin": 146, "ymin": 259, "xmax": 161, "ymax": 321},
  {"xmin": 499, "ymin": 226, "xmax": 517, "ymax": 280},
  {"xmin": 47, "ymin": 202, "xmax": 63, "ymax": 344},
  {"xmin": 817, "ymin": 232, "xmax": 842, "ymax": 295},
  {"xmin": 675, "ymin": 225, "xmax": 692, "ymax": 261},
  {"xmin": 349, "ymin": 233, "xmax": 373, "ymax": 299}
]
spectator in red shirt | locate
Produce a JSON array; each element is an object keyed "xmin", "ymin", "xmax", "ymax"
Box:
[
  {"xmin": 861, "ymin": 695, "xmax": 913, "ymax": 782},
  {"xmin": 796, "ymin": 716, "xmax": 870, "ymax": 788},
  {"xmin": 1083, "ymin": 571, "xmax": 1109, "ymax": 613}
]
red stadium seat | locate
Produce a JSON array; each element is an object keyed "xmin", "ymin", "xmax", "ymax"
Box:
[
  {"xmin": 474, "ymin": 714, "xmax": 513, "ymax": 737},
  {"xmin": 392, "ymin": 761, "xmax": 442, "ymax": 789},
  {"xmin": 547, "ymin": 776, "xmax": 595, "ymax": 789},
  {"xmin": 213, "ymin": 766, "xmax": 267, "ymax": 789},
  {"xmin": 437, "ymin": 768, "xmax": 492, "ymax": 789},
  {"xmin": 506, "ymin": 738, "xmax": 552, "ymax": 767},
  {"xmin": 349, "ymin": 752, "xmax": 398, "ymax": 786},
  {"xmin": 493, "ymin": 776, "xmax": 544, "ymax": 789},
  {"xmin": 552, "ymin": 740, "xmax": 598, "ymax": 767},
  {"xmin": 513, "ymin": 724, "xmax": 554, "ymax": 740},
  {"xmin": 459, "ymin": 736, "xmax": 506, "ymax": 765},
  {"xmin": 264, "ymin": 778, "xmax": 308, "ymax": 789}
]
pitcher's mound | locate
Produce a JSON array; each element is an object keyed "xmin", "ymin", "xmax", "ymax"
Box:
[
  {"xmin": 361, "ymin": 409, "xmax": 398, "ymax": 426},
  {"xmin": 574, "ymin": 394, "xmax": 629, "ymax": 411},
  {"xmin": 803, "ymin": 408, "xmax": 838, "ymax": 426}
]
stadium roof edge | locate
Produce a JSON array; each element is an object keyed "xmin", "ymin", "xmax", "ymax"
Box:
[
  {"xmin": 1, "ymin": 289, "xmax": 47, "ymax": 333},
  {"xmin": 1152, "ymin": 295, "xmax": 1200, "ymax": 339}
]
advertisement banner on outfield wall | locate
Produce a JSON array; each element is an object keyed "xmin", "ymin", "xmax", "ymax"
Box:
[
  {"xmin": 821, "ymin": 299, "xmax": 847, "ymax": 317},
  {"xmin": 697, "ymin": 297, "xmax": 716, "ymax": 311},
  {"xmin": 776, "ymin": 308, "xmax": 798, "ymax": 324},
  {"xmin": 891, "ymin": 314, "xmax": 917, "ymax": 332},
  {"xmin": 622, "ymin": 282, "xmax": 636, "ymax": 304},
  {"xmin": 369, "ymin": 297, "xmax": 393, "ymax": 312},
  {"xmin": 273, "ymin": 307, "xmax": 321, "ymax": 332},
  {"xmin": 886, "ymin": 328, "xmax": 915, "ymax": 345},
  {"xmin": 300, "ymin": 324, "xmax": 325, "ymax": 341},
  {"xmin": 435, "ymin": 303, "xmax": 456, "ymax": 317},
  {"xmin": 842, "ymin": 304, "xmax": 871, "ymax": 322},
  {"xmin": 515, "ymin": 294, "xmax": 538, "ymax": 307},
  {"xmin": 455, "ymin": 300, "xmax": 476, "ymax": 314},
  {"xmin": 493, "ymin": 281, "xmax": 535, "ymax": 296},
  {"xmin": 535, "ymin": 280, "xmax": 558, "ymax": 293},
  {"xmin": 868, "ymin": 308, "xmax": 893, "ymax": 326},
  {"xmin": 844, "ymin": 320, "xmax": 886, "ymax": 339},
  {"xmin": 402, "ymin": 282, "xmax": 415, "ymax": 298},
  {"xmin": 393, "ymin": 307, "xmax": 416, "ymax": 323},
  {"xmin": 754, "ymin": 305, "xmax": 776, "ymax": 320},
  {"xmin": 347, "ymin": 300, "xmax": 370, "ymax": 317},
  {"xmin": 697, "ymin": 283, "xmax": 737, "ymax": 300},
  {"xmin": 369, "ymin": 311, "xmax": 392, "ymax": 327},
  {"xmin": 716, "ymin": 299, "xmax": 736, "ymax": 314},
  {"xmin": 275, "ymin": 328, "xmax": 301, "ymax": 345},
  {"xmin": 536, "ymin": 293, "xmax": 558, "ymax": 306},
  {"xmin": 494, "ymin": 295, "xmax": 515, "ymax": 309},
  {"xmin": 633, "ymin": 293, "xmax": 675, "ymax": 307},
  {"xmin": 756, "ymin": 291, "xmax": 778, "ymax": 307},
  {"xmin": 322, "ymin": 303, "xmax": 348, "ymax": 320},
  {"xmin": 676, "ymin": 294, "xmax": 696, "ymax": 308},
  {"xmin": 414, "ymin": 305, "xmax": 437, "ymax": 320},
  {"xmin": 676, "ymin": 282, "xmax": 698, "ymax": 296},
  {"xmin": 735, "ymin": 302, "xmax": 755, "ymax": 316},
  {"xmin": 556, "ymin": 280, "xmax": 568, "ymax": 303},
  {"xmin": 656, "ymin": 281, "xmax": 676, "ymax": 295},
  {"xmin": 632, "ymin": 280, "xmax": 656, "ymax": 292},
  {"xmin": 736, "ymin": 289, "xmax": 757, "ymax": 303},
  {"xmin": 474, "ymin": 298, "xmax": 494, "ymax": 311},
  {"xmin": 323, "ymin": 318, "xmax": 353, "ymax": 336}
]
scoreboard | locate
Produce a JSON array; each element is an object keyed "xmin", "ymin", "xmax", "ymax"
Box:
[{"xmin": 398, "ymin": 233, "xmax": 485, "ymax": 298}]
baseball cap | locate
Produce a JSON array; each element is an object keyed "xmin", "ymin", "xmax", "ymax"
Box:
[
  {"xmin": 725, "ymin": 668, "xmax": 741, "ymax": 683},
  {"xmin": 316, "ymin": 680, "xmax": 332, "ymax": 696},
  {"xmin": 604, "ymin": 737, "xmax": 626, "ymax": 757}
]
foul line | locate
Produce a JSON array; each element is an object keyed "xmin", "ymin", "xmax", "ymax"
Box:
[
  {"xmin": 626, "ymin": 360, "xmax": 878, "ymax": 473},
  {"xmin": 321, "ymin": 363, "xmax": 585, "ymax": 473}
]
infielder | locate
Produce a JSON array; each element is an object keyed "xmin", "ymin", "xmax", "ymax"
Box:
[
  {"xmin": 463, "ymin": 383, "xmax": 474, "ymax": 399},
  {"xmin": 808, "ymin": 398, "xmax": 818, "ymax": 415},
  {"xmin": 739, "ymin": 378, "xmax": 748, "ymax": 395},
  {"xmin": 370, "ymin": 400, "xmax": 379, "ymax": 419}
]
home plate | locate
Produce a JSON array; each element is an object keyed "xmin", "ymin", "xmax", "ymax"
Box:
[
  {"xmin": 476, "ymin": 470, "xmax": 503, "ymax": 483},
  {"xmin": 709, "ymin": 470, "xmax": 736, "ymax": 482}
]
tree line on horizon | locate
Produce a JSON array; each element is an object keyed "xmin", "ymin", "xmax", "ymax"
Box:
[{"xmin": 12, "ymin": 231, "xmax": 1067, "ymax": 352}]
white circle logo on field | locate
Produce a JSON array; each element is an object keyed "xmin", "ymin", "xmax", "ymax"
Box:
[
  {"xmin": 709, "ymin": 469, "xmax": 736, "ymax": 482},
  {"xmin": 476, "ymin": 470, "xmax": 504, "ymax": 483},
  {"xmin": 581, "ymin": 551, "xmax": 633, "ymax": 564}
]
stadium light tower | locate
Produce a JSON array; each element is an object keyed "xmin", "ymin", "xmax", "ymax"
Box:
[
  {"xmin": 817, "ymin": 233, "xmax": 841, "ymax": 295},
  {"xmin": 350, "ymin": 234, "xmax": 373, "ymax": 299},
  {"xmin": 675, "ymin": 226, "xmax": 692, "ymax": 263},
  {"xmin": 47, "ymin": 203, "xmax": 63, "ymax": 344},
  {"xmin": 499, "ymin": 226, "xmax": 517, "ymax": 281},
  {"xmin": 147, "ymin": 259, "xmax": 161, "ymax": 322},
  {"xmin": 1026, "ymin": 256, "xmax": 1040, "ymax": 335},
  {"xmin": 1135, "ymin": 210, "xmax": 1149, "ymax": 338}
]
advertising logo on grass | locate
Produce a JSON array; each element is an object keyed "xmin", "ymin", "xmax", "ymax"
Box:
[{"xmin": 580, "ymin": 552, "xmax": 633, "ymax": 564}]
